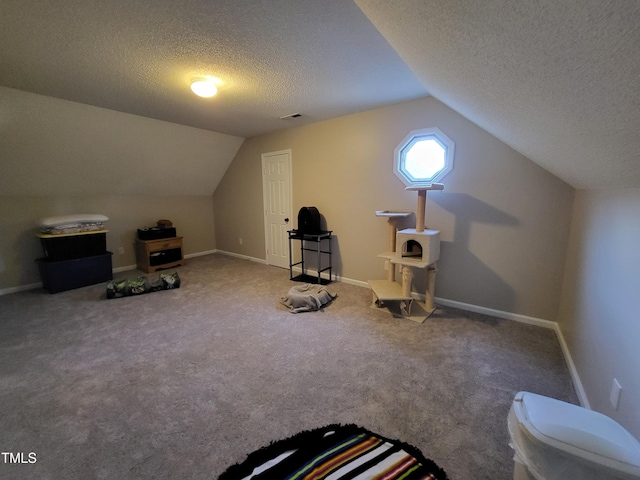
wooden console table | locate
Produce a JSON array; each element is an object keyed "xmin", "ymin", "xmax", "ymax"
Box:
[{"xmin": 135, "ymin": 236, "xmax": 185, "ymax": 273}]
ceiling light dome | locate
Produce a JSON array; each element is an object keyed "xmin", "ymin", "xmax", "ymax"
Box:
[{"xmin": 190, "ymin": 78, "xmax": 217, "ymax": 98}]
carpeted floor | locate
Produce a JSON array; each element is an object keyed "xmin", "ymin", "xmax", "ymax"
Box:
[{"xmin": 0, "ymin": 253, "xmax": 578, "ymax": 479}]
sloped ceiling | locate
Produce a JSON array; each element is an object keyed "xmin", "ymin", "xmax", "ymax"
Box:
[
  {"xmin": 0, "ymin": 0, "xmax": 426, "ymax": 139},
  {"xmin": 1, "ymin": 1, "xmax": 639, "ymax": 191},
  {"xmin": 0, "ymin": 86, "xmax": 244, "ymax": 196},
  {"xmin": 355, "ymin": 0, "xmax": 640, "ymax": 189}
]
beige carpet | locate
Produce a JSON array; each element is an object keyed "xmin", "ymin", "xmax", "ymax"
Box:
[{"xmin": 0, "ymin": 253, "xmax": 578, "ymax": 479}]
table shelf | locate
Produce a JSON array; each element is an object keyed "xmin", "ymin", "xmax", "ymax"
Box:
[
  {"xmin": 135, "ymin": 237, "xmax": 185, "ymax": 273},
  {"xmin": 288, "ymin": 230, "xmax": 333, "ymax": 284}
]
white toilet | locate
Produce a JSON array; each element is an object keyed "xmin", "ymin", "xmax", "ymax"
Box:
[{"xmin": 508, "ymin": 391, "xmax": 640, "ymax": 479}]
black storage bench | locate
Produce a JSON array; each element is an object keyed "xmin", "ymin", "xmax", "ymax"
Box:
[
  {"xmin": 36, "ymin": 230, "xmax": 113, "ymax": 293},
  {"xmin": 37, "ymin": 253, "xmax": 113, "ymax": 293}
]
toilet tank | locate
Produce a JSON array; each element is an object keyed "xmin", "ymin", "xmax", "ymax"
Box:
[{"xmin": 508, "ymin": 391, "xmax": 640, "ymax": 480}]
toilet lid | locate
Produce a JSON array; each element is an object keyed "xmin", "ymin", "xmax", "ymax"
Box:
[{"xmin": 514, "ymin": 392, "xmax": 640, "ymax": 473}]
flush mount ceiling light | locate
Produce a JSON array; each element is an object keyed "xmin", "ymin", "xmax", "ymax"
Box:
[{"xmin": 190, "ymin": 77, "xmax": 218, "ymax": 98}]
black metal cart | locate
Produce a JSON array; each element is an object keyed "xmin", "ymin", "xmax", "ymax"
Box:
[{"xmin": 288, "ymin": 230, "xmax": 333, "ymax": 285}]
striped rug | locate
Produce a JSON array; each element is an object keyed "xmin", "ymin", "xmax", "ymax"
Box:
[{"xmin": 218, "ymin": 424, "xmax": 448, "ymax": 480}]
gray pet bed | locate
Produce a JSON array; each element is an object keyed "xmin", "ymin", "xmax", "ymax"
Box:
[{"xmin": 281, "ymin": 283, "xmax": 337, "ymax": 313}]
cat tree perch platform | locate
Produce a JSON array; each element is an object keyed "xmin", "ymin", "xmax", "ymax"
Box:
[{"xmin": 368, "ymin": 184, "xmax": 443, "ymax": 323}]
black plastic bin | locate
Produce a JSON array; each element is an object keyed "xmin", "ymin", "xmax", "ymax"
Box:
[
  {"xmin": 39, "ymin": 232, "xmax": 107, "ymax": 261},
  {"xmin": 36, "ymin": 252, "xmax": 113, "ymax": 293}
]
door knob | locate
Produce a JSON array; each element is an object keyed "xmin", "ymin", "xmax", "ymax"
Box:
[{"xmin": 284, "ymin": 218, "xmax": 289, "ymax": 222}]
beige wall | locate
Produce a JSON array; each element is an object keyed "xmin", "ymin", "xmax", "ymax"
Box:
[
  {"xmin": 558, "ymin": 188, "xmax": 640, "ymax": 438},
  {"xmin": 0, "ymin": 87, "xmax": 244, "ymax": 196},
  {"xmin": 0, "ymin": 87, "xmax": 244, "ymax": 292},
  {"xmin": 0, "ymin": 196, "xmax": 217, "ymax": 290},
  {"xmin": 214, "ymin": 96, "xmax": 575, "ymax": 320}
]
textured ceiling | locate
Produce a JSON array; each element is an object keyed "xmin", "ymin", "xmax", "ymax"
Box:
[
  {"xmin": 0, "ymin": 0, "xmax": 427, "ymax": 139},
  {"xmin": 355, "ymin": 0, "xmax": 640, "ymax": 189},
  {"xmin": 2, "ymin": 1, "xmax": 639, "ymax": 190}
]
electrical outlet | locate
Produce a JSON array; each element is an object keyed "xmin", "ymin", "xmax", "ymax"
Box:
[
  {"xmin": 610, "ymin": 378, "xmax": 622, "ymax": 410},
  {"xmin": 118, "ymin": 247, "xmax": 125, "ymax": 255},
  {"xmin": 239, "ymin": 237, "xmax": 243, "ymax": 245},
  {"xmin": 384, "ymin": 260, "xmax": 390, "ymax": 271}
]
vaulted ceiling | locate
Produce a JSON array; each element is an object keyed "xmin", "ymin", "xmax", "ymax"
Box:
[
  {"xmin": 1, "ymin": 0, "xmax": 638, "ymax": 189},
  {"xmin": 0, "ymin": 0, "xmax": 426, "ymax": 139},
  {"xmin": 355, "ymin": 0, "xmax": 640, "ymax": 189}
]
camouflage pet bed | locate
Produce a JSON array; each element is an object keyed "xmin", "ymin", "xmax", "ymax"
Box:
[{"xmin": 106, "ymin": 272, "xmax": 180, "ymax": 299}]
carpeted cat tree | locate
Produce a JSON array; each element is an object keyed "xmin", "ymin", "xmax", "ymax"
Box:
[{"xmin": 368, "ymin": 183, "xmax": 442, "ymax": 323}]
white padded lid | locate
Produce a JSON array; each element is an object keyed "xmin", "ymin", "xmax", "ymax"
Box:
[
  {"xmin": 39, "ymin": 214, "xmax": 109, "ymax": 228},
  {"xmin": 513, "ymin": 392, "xmax": 640, "ymax": 474}
]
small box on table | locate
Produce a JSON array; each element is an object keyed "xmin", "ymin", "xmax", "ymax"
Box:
[{"xmin": 137, "ymin": 227, "xmax": 177, "ymax": 240}]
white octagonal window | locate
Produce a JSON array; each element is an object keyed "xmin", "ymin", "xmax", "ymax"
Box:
[{"xmin": 394, "ymin": 127, "xmax": 455, "ymax": 187}]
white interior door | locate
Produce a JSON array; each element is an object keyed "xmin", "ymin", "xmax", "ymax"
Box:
[{"xmin": 262, "ymin": 150, "xmax": 292, "ymax": 268}]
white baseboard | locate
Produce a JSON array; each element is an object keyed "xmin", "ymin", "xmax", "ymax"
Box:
[
  {"xmin": 433, "ymin": 297, "xmax": 556, "ymax": 329},
  {"xmin": 113, "ymin": 264, "xmax": 137, "ymax": 273},
  {"xmin": 289, "ymin": 266, "xmax": 368, "ymax": 287},
  {"xmin": 0, "ymin": 282, "xmax": 43, "ymax": 295},
  {"xmin": 185, "ymin": 249, "xmax": 217, "ymax": 259},
  {"xmin": 551, "ymin": 323, "xmax": 591, "ymax": 408},
  {"xmin": 214, "ymin": 249, "xmax": 267, "ymax": 264},
  {"xmin": 339, "ymin": 277, "xmax": 370, "ymax": 288}
]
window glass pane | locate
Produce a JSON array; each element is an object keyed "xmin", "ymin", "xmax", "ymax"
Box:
[{"xmin": 404, "ymin": 139, "xmax": 445, "ymax": 180}]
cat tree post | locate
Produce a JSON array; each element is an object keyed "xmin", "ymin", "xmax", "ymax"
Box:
[
  {"xmin": 401, "ymin": 266, "xmax": 412, "ymax": 298},
  {"xmin": 416, "ymin": 189, "xmax": 427, "ymax": 232},
  {"xmin": 425, "ymin": 263, "xmax": 437, "ymax": 311},
  {"xmin": 388, "ymin": 222, "xmax": 396, "ymax": 282},
  {"xmin": 408, "ymin": 184, "xmax": 441, "ymax": 315}
]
